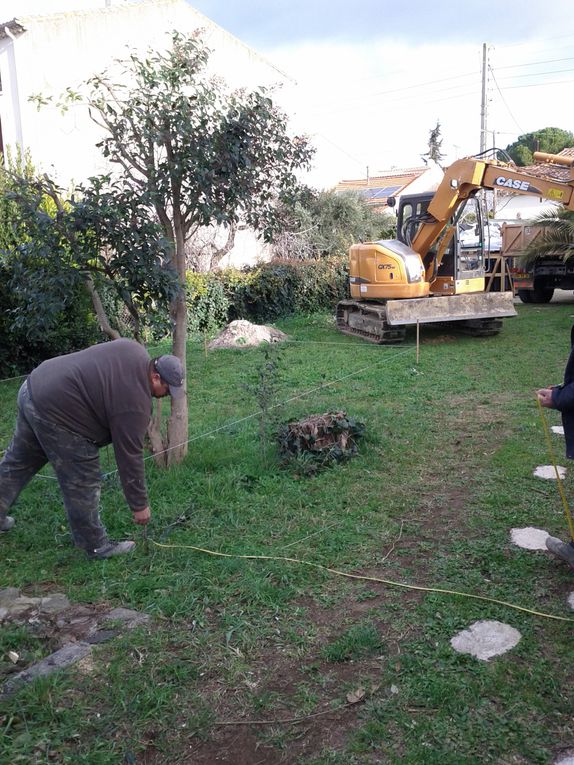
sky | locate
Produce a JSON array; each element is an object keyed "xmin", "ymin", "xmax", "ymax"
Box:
[
  {"xmin": 187, "ymin": 0, "xmax": 574, "ymax": 188},
  {"xmin": 5, "ymin": 0, "xmax": 574, "ymax": 189}
]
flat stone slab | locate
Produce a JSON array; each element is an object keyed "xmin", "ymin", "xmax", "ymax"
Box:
[
  {"xmin": 552, "ymin": 425, "xmax": 565, "ymax": 435},
  {"xmin": 450, "ymin": 620, "xmax": 522, "ymax": 661},
  {"xmin": 105, "ymin": 607, "xmax": 151, "ymax": 628},
  {"xmin": 0, "ymin": 588, "xmax": 70, "ymax": 621},
  {"xmin": 568, "ymin": 593, "xmax": 574, "ymax": 611},
  {"xmin": 39, "ymin": 593, "xmax": 71, "ymax": 614},
  {"xmin": 534, "ymin": 465, "xmax": 566, "ymax": 480},
  {"xmin": 0, "ymin": 589, "xmax": 152, "ymax": 698},
  {"xmin": 0, "ymin": 587, "xmax": 21, "ymax": 607},
  {"xmin": 510, "ymin": 527, "xmax": 549, "ymax": 550},
  {"xmin": 0, "ymin": 642, "xmax": 92, "ymax": 698}
]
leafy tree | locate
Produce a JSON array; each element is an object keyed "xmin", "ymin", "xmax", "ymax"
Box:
[
  {"xmin": 505, "ymin": 127, "xmax": 574, "ymax": 166},
  {"xmin": 0, "ymin": 163, "xmax": 104, "ymax": 374},
  {"xmin": 4, "ymin": 173, "xmax": 176, "ymax": 345},
  {"xmin": 422, "ymin": 121, "xmax": 445, "ymax": 165},
  {"xmin": 273, "ymin": 189, "xmax": 395, "ymax": 260},
  {"xmin": 522, "ymin": 208, "xmax": 574, "ymax": 267},
  {"xmin": 61, "ymin": 31, "xmax": 313, "ymax": 464},
  {"xmin": 0, "ymin": 147, "xmax": 37, "ymax": 254}
]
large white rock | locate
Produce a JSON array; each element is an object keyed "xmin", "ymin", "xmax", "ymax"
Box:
[
  {"xmin": 450, "ymin": 620, "xmax": 521, "ymax": 661},
  {"xmin": 551, "ymin": 425, "xmax": 565, "ymax": 435},
  {"xmin": 208, "ymin": 320, "xmax": 288, "ymax": 350}
]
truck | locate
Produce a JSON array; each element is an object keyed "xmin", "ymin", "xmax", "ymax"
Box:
[
  {"xmin": 336, "ymin": 150, "xmax": 574, "ymax": 343},
  {"xmin": 503, "ymin": 222, "xmax": 574, "ymax": 304}
]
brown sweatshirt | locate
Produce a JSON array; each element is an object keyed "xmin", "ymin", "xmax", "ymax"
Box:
[{"xmin": 28, "ymin": 339, "xmax": 152, "ymax": 510}]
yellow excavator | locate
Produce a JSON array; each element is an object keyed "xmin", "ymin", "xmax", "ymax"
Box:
[{"xmin": 336, "ymin": 150, "xmax": 574, "ymax": 343}]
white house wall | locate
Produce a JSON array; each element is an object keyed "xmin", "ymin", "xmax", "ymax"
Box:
[
  {"xmin": 399, "ymin": 162, "xmax": 444, "ymax": 196},
  {"xmin": 493, "ymin": 193, "xmax": 558, "ymax": 223},
  {"xmin": 0, "ymin": 0, "xmax": 287, "ymax": 269},
  {"xmin": 1, "ymin": 0, "xmax": 287, "ymax": 186}
]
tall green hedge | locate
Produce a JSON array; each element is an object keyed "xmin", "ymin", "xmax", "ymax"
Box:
[{"xmin": 186, "ymin": 256, "xmax": 349, "ymax": 332}]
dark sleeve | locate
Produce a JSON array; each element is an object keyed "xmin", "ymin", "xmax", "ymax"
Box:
[
  {"xmin": 109, "ymin": 412, "xmax": 150, "ymax": 510},
  {"xmin": 552, "ymin": 384, "xmax": 574, "ymax": 413}
]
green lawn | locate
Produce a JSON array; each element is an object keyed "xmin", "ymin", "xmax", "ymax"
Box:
[{"xmin": 1, "ymin": 302, "xmax": 574, "ymax": 764}]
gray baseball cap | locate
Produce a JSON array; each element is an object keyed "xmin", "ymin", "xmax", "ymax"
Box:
[{"xmin": 155, "ymin": 355, "xmax": 185, "ymax": 399}]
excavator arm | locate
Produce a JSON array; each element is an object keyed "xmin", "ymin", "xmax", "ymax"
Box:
[{"xmin": 412, "ymin": 152, "xmax": 574, "ymax": 280}]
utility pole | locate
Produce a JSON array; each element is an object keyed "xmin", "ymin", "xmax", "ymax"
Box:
[
  {"xmin": 480, "ymin": 43, "xmax": 488, "ymax": 154},
  {"xmin": 492, "ymin": 130, "xmax": 497, "ymax": 216}
]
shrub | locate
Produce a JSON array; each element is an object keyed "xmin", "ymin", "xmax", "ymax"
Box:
[
  {"xmin": 0, "ymin": 159, "xmax": 102, "ymax": 376},
  {"xmin": 185, "ymin": 256, "xmax": 349, "ymax": 332},
  {"xmin": 0, "ymin": 260, "xmax": 101, "ymax": 377},
  {"xmin": 186, "ymin": 272, "xmax": 230, "ymax": 334}
]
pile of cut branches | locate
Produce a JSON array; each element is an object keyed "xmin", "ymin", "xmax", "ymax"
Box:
[{"xmin": 277, "ymin": 411, "xmax": 365, "ymax": 473}]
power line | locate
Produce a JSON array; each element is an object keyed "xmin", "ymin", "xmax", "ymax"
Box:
[
  {"xmin": 488, "ymin": 65, "xmax": 526, "ymax": 135},
  {"xmin": 494, "ymin": 67, "xmax": 574, "ymax": 82},
  {"xmin": 501, "ymin": 77, "xmax": 574, "ymax": 91},
  {"xmin": 495, "ymin": 56, "xmax": 574, "ymax": 71}
]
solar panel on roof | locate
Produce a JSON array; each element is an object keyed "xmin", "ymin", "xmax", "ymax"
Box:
[
  {"xmin": 361, "ymin": 185, "xmax": 402, "ymax": 200},
  {"xmin": 361, "ymin": 188, "xmax": 384, "ymax": 199}
]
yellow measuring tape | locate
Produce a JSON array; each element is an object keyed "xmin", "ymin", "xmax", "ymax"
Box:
[
  {"xmin": 536, "ymin": 396, "xmax": 574, "ymax": 542},
  {"xmin": 151, "ymin": 539, "xmax": 574, "ymax": 623}
]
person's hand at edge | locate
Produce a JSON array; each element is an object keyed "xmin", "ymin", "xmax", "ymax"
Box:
[
  {"xmin": 537, "ymin": 388, "xmax": 555, "ymax": 408},
  {"xmin": 132, "ymin": 506, "xmax": 151, "ymax": 525}
]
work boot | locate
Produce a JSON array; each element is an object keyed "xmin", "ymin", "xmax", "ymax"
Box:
[
  {"xmin": 545, "ymin": 536, "xmax": 574, "ymax": 570},
  {"xmin": 87, "ymin": 540, "xmax": 136, "ymax": 560},
  {"xmin": 0, "ymin": 515, "xmax": 15, "ymax": 532}
]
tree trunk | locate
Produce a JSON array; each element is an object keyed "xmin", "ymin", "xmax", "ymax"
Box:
[
  {"xmin": 147, "ymin": 398, "xmax": 164, "ymax": 459},
  {"xmin": 154, "ymin": 215, "xmax": 188, "ymax": 466},
  {"xmin": 84, "ymin": 275, "xmax": 121, "ymax": 340},
  {"xmin": 165, "ymin": 285, "xmax": 188, "ymax": 465}
]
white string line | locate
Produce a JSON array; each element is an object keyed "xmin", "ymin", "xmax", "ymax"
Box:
[
  {"xmin": 0, "ymin": 373, "xmax": 27, "ymax": 383},
  {"xmin": 9, "ymin": 345, "xmax": 414, "ymax": 481},
  {"xmin": 287, "ymin": 340, "xmax": 418, "ymax": 348},
  {"xmin": 0, "ymin": 338, "xmax": 413, "ymax": 386},
  {"xmin": 1, "ymin": 345, "xmax": 415, "ymax": 481},
  {"xmin": 0, "ymin": 342, "xmax": 412, "ymax": 458},
  {"xmin": 101, "ymin": 345, "xmax": 416, "ymax": 476}
]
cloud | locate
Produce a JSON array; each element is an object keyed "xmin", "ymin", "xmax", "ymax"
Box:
[{"xmin": 266, "ymin": 34, "xmax": 574, "ymax": 188}]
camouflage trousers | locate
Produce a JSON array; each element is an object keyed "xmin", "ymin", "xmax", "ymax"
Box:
[{"xmin": 0, "ymin": 381, "xmax": 108, "ymax": 551}]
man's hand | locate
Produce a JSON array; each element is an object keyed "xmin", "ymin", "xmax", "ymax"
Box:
[
  {"xmin": 132, "ymin": 506, "xmax": 151, "ymax": 525},
  {"xmin": 537, "ymin": 388, "xmax": 555, "ymax": 408}
]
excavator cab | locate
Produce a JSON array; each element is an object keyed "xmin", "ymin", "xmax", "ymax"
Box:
[{"xmin": 396, "ymin": 192, "xmax": 486, "ymax": 295}]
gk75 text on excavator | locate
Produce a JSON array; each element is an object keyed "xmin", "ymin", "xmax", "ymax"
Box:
[{"xmin": 336, "ymin": 150, "xmax": 574, "ymax": 344}]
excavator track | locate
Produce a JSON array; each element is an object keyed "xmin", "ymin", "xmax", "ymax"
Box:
[
  {"xmin": 336, "ymin": 300, "xmax": 506, "ymax": 343},
  {"xmin": 336, "ymin": 300, "xmax": 406, "ymax": 344},
  {"xmin": 445, "ymin": 318, "xmax": 504, "ymax": 337}
]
